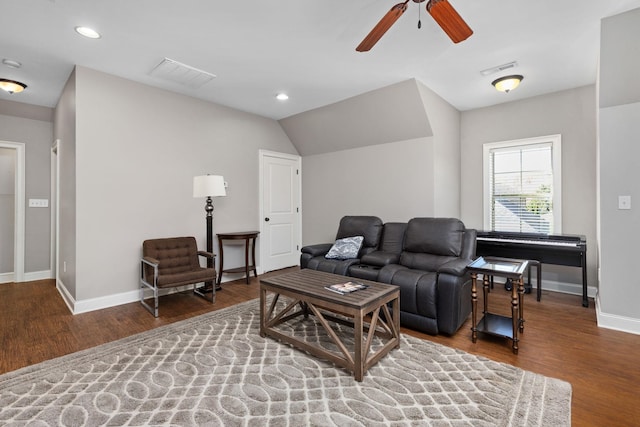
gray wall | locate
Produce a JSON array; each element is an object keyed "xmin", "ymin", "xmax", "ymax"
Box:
[
  {"xmin": 0, "ymin": 147, "xmax": 15, "ymax": 273},
  {"xmin": 301, "ymin": 137, "xmax": 436, "ymax": 245},
  {"xmin": 417, "ymin": 81, "xmax": 462, "ymax": 217},
  {"xmin": 280, "ymin": 79, "xmax": 433, "ymax": 156},
  {"xmin": 288, "ymin": 79, "xmax": 462, "ymax": 246},
  {"xmin": 460, "ymin": 85, "xmax": 598, "ymax": 290},
  {"xmin": 54, "ymin": 68, "xmax": 77, "ymax": 297},
  {"xmin": 0, "ymin": 101, "xmax": 54, "ymax": 276},
  {"xmin": 598, "ymin": 8, "xmax": 640, "ymax": 323},
  {"xmin": 56, "ymin": 66, "xmax": 298, "ymax": 304}
]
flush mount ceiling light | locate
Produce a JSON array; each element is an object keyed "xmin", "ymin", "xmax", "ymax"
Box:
[
  {"xmin": 75, "ymin": 26, "xmax": 101, "ymax": 39},
  {"xmin": 0, "ymin": 79, "xmax": 27, "ymax": 94},
  {"xmin": 492, "ymin": 75, "xmax": 523, "ymax": 93},
  {"xmin": 276, "ymin": 93, "xmax": 289, "ymax": 101}
]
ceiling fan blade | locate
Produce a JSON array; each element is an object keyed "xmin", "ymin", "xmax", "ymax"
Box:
[
  {"xmin": 356, "ymin": 1, "xmax": 409, "ymax": 52},
  {"xmin": 427, "ymin": 0, "xmax": 473, "ymax": 44}
]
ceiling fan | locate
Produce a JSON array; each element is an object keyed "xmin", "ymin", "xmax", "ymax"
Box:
[{"xmin": 356, "ymin": 0, "xmax": 473, "ymax": 52}]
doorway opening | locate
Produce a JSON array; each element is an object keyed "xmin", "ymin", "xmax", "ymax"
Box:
[{"xmin": 0, "ymin": 140, "xmax": 25, "ymax": 283}]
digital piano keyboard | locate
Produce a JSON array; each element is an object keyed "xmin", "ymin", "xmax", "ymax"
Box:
[{"xmin": 476, "ymin": 231, "xmax": 588, "ymax": 307}]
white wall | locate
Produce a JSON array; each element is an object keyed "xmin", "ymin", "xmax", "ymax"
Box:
[
  {"xmin": 461, "ymin": 85, "xmax": 598, "ymax": 291},
  {"xmin": 58, "ymin": 66, "xmax": 298, "ymax": 307}
]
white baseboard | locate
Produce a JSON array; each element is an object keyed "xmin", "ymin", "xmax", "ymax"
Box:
[
  {"xmin": 1, "ymin": 270, "xmax": 53, "ymax": 284},
  {"xmin": 538, "ymin": 279, "xmax": 597, "ymax": 299},
  {"xmin": 595, "ymin": 293, "xmax": 640, "ymax": 335},
  {"xmin": 73, "ymin": 289, "xmax": 141, "ymax": 314},
  {"xmin": 56, "ymin": 278, "xmax": 75, "ymax": 313},
  {"xmin": 24, "ymin": 270, "xmax": 53, "ymax": 282},
  {"xmin": 494, "ymin": 277, "xmax": 597, "ymax": 299},
  {"xmin": 56, "ymin": 280, "xmax": 199, "ymax": 315}
]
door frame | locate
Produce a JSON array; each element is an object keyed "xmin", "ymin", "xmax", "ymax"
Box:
[
  {"xmin": 51, "ymin": 139, "xmax": 60, "ymax": 282},
  {"xmin": 258, "ymin": 150, "xmax": 302, "ymax": 273},
  {"xmin": 0, "ymin": 140, "xmax": 25, "ymax": 283}
]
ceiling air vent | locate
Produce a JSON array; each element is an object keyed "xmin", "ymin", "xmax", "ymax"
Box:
[
  {"xmin": 150, "ymin": 57, "xmax": 216, "ymax": 89},
  {"xmin": 480, "ymin": 61, "xmax": 518, "ymax": 77}
]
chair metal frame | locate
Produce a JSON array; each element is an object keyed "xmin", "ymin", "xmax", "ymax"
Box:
[{"xmin": 139, "ymin": 248, "xmax": 216, "ymax": 317}]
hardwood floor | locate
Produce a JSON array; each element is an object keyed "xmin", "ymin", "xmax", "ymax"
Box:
[{"xmin": 2, "ymin": 269, "xmax": 639, "ymax": 426}]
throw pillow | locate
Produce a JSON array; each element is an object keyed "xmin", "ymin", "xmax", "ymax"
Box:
[{"xmin": 325, "ymin": 236, "xmax": 364, "ymax": 260}]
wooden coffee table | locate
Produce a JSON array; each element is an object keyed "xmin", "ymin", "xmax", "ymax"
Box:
[{"xmin": 259, "ymin": 269, "xmax": 400, "ymax": 381}]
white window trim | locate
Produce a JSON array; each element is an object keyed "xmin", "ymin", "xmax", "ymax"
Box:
[{"xmin": 483, "ymin": 134, "xmax": 562, "ymax": 234}]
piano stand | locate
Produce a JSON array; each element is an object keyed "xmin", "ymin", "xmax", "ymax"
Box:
[
  {"xmin": 476, "ymin": 231, "xmax": 588, "ymax": 307},
  {"xmin": 492, "ymin": 260, "xmax": 542, "ymax": 302},
  {"xmin": 528, "ymin": 260, "xmax": 542, "ymax": 302}
]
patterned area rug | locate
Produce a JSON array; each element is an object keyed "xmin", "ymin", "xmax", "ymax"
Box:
[{"xmin": 0, "ymin": 299, "xmax": 571, "ymax": 426}]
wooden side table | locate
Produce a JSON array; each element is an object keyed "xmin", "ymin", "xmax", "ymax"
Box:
[
  {"xmin": 467, "ymin": 256, "xmax": 529, "ymax": 354},
  {"xmin": 217, "ymin": 231, "xmax": 259, "ymax": 286}
]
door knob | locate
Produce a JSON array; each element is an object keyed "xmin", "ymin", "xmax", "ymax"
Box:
[{"xmin": 265, "ymin": 217, "xmax": 270, "ymax": 221}]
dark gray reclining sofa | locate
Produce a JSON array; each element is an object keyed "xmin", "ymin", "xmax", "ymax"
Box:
[{"xmin": 300, "ymin": 216, "xmax": 477, "ymax": 335}]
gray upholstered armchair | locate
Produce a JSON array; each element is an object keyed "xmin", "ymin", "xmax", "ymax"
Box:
[{"xmin": 140, "ymin": 236, "xmax": 216, "ymax": 317}]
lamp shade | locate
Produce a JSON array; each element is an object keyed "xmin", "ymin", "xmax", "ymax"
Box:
[{"xmin": 193, "ymin": 175, "xmax": 226, "ymax": 198}]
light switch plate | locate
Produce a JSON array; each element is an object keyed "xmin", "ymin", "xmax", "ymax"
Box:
[
  {"xmin": 29, "ymin": 199, "xmax": 49, "ymax": 208},
  {"xmin": 618, "ymin": 195, "xmax": 631, "ymax": 210}
]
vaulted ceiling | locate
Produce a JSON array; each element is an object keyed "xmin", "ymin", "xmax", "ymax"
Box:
[{"xmin": 2, "ymin": 0, "xmax": 640, "ymax": 120}]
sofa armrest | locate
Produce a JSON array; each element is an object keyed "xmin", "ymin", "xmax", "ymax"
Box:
[
  {"xmin": 300, "ymin": 243, "xmax": 334, "ymax": 269},
  {"xmin": 436, "ymin": 272, "xmax": 472, "ymax": 335},
  {"xmin": 437, "ymin": 258, "xmax": 471, "ymax": 276},
  {"xmin": 360, "ymin": 251, "xmax": 400, "ymax": 267},
  {"xmin": 301, "ymin": 243, "xmax": 333, "ymax": 257}
]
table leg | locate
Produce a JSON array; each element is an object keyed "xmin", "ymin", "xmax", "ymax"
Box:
[
  {"xmin": 251, "ymin": 236, "xmax": 258, "ymax": 279},
  {"xmin": 471, "ymin": 273, "xmax": 478, "ymax": 343},
  {"xmin": 217, "ymin": 238, "xmax": 224, "ymax": 286},
  {"xmin": 392, "ymin": 296, "xmax": 400, "ymax": 348},
  {"xmin": 482, "ymin": 274, "xmax": 490, "ymax": 315},
  {"xmin": 354, "ymin": 311, "xmax": 364, "ymax": 382},
  {"xmin": 244, "ymin": 237, "xmax": 250, "ymax": 284},
  {"xmin": 518, "ymin": 277, "xmax": 525, "ymax": 333},
  {"xmin": 259, "ymin": 287, "xmax": 267, "ymax": 337},
  {"xmin": 511, "ymin": 278, "xmax": 519, "ymax": 354}
]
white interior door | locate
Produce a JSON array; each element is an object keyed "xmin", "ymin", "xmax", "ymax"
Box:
[{"xmin": 259, "ymin": 150, "xmax": 301, "ymax": 273}]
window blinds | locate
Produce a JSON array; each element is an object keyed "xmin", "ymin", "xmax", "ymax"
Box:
[{"xmin": 488, "ymin": 142, "xmax": 554, "ymax": 234}]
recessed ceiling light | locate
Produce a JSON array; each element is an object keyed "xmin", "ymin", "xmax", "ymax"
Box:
[
  {"xmin": 276, "ymin": 93, "xmax": 289, "ymax": 101},
  {"xmin": 75, "ymin": 26, "xmax": 101, "ymax": 39},
  {"xmin": 2, "ymin": 59, "xmax": 22, "ymax": 69}
]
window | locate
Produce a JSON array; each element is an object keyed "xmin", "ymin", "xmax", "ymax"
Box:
[{"xmin": 483, "ymin": 135, "xmax": 562, "ymax": 234}]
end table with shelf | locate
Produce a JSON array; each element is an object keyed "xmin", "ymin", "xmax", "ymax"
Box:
[
  {"xmin": 467, "ymin": 256, "xmax": 529, "ymax": 354},
  {"xmin": 216, "ymin": 231, "xmax": 259, "ymax": 286}
]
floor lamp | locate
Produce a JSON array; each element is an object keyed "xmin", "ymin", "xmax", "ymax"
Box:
[{"xmin": 193, "ymin": 174, "xmax": 226, "ymax": 290}]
